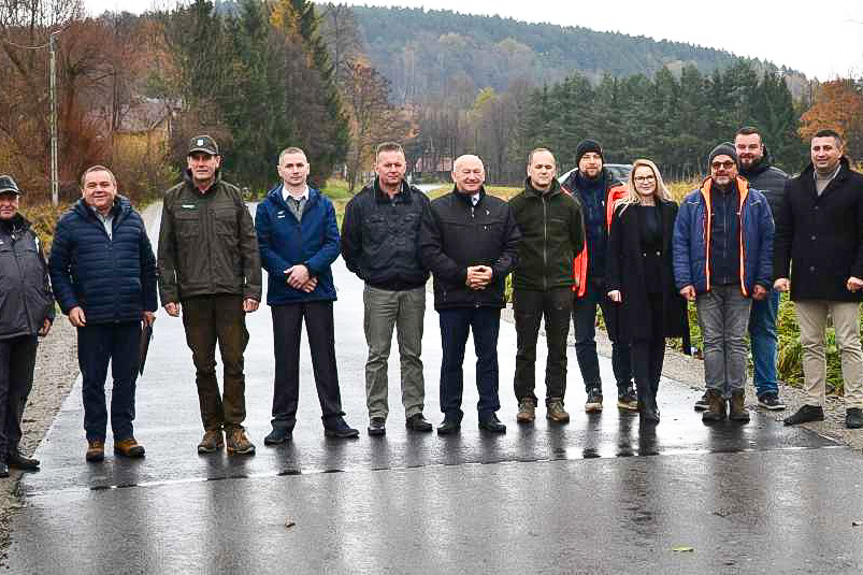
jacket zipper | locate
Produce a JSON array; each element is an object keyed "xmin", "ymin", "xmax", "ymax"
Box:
[{"xmin": 542, "ymin": 195, "xmax": 548, "ymax": 291}]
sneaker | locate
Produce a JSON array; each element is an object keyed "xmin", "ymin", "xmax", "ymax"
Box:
[
  {"xmin": 585, "ymin": 388, "xmax": 603, "ymax": 413},
  {"xmin": 846, "ymin": 408, "xmax": 863, "ymax": 429},
  {"xmin": 226, "ymin": 427, "xmax": 256, "ymax": 455},
  {"xmin": 324, "ymin": 416, "xmax": 360, "ymax": 439},
  {"xmin": 702, "ymin": 389, "xmax": 726, "ymax": 423},
  {"xmin": 198, "ymin": 429, "xmax": 224, "ymax": 453},
  {"xmin": 546, "ymin": 398, "xmax": 570, "ymax": 423},
  {"xmin": 757, "ymin": 392, "xmax": 786, "ymax": 411},
  {"xmin": 783, "ymin": 404, "xmax": 824, "ymax": 426},
  {"xmin": 617, "ymin": 386, "xmax": 639, "ymax": 412},
  {"xmin": 264, "ymin": 427, "xmax": 292, "ymax": 445},
  {"xmin": 114, "ymin": 437, "xmax": 146, "ymax": 458},
  {"xmin": 728, "ymin": 391, "xmax": 750, "ymax": 423},
  {"xmin": 516, "ymin": 397, "xmax": 536, "ymax": 423},
  {"xmin": 694, "ymin": 392, "xmax": 710, "ymax": 411},
  {"xmin": 85, "ymin": 440, "xmax": 105, "ymax": 462}
]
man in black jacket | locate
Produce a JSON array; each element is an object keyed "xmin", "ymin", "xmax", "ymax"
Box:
[
  {"xmin": 0, "ymin": 176, "xmax": 54, "ymax": 475},
  {"xmin": 509, "ymin": 148, "xmax": 585, "ymax": 424},
  {"xmin": 732, "ymin": 126, "xmax": 788, "ymax": 411},
  {"xmin": 420, "ymin": 154, "xmax": 520, "ymax": 434},
  {"xmin": 341, "ymin": 142, "xmax": 433, "ymax": 436},
  {"xmin": 775, "ymin": 129, "xmax": 863, "ymax": 429}
]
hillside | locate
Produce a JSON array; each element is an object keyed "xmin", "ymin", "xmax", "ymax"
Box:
[{"xmin": 343, "ymin": 5, "xmax": 806, "ymax": 104}]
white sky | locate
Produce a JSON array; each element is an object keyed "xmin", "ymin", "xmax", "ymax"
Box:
[{"xmin": 85, "ymin": 0, "xmax": 863, "ymax": 80}]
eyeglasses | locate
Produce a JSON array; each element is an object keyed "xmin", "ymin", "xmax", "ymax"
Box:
[
  {"xmin": 711, "ymin": 161, "xmax": 735, "ymax": 170},
  {"xmin": 634, "ymin": 175, "xmax": 655, "ymax": 183}
]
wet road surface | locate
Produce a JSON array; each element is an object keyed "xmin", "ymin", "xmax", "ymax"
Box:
[{"xmin": 7, "ymin": 204, "xmax": 863, "ymax": 573}]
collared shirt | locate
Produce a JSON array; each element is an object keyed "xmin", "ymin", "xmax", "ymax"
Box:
[
  {"xmin": 470, "ymin": 192, "xmax": 480, "ymax": 206},
  {"xmin": 283, "ymin": 185, "xmax": 309, "ymax": 221},
  {"xmin": 92, "ymin": 207, "xmax": 114, "ymax": 240}
]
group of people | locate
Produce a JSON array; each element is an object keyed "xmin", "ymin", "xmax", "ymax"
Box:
[{"xmin": 0, "ymin": 125, "xmax": 860, "ymax": 471}]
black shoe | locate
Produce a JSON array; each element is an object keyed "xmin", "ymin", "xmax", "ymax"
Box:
[
  {"xmin": 694, "ymin": 392, "xmax": 710, "ymax": 411},
  {"xmin": 324, "ymin": 417, "xmax": 360, "ymax": 439},
  {"xmin": 405, "ymin": 413, "xmax": 433, "ymax": 432},
  {"xmin": 0, "ymin": 462, "xmax": 8, "ymax": 478},
  {"xmin": 368, "ymin": 417, "xmax": 386, "ymax": 436},
  {"xmin": 757, "ymin": 392, "xmax": 786, "ymax": 411},
  {"xmin": 264, "ymin": 427, "xmax": 292, "ymax": 445},
  {"xmin": 437, "ymin": 419, "xmax": 461, "ymax": 435},
  {"xmin": 640, "ymin": 408, "xmax": 660, "ymax": 425},
  {"xmin": 846, "ymin": 408, "xmax": 863, "ymax": 429},
  {"xmin": 478, "ymin": 414, "xmax": 507, "ymax": 433},
  {"xmin": 784, "ymin": 404, "xmax": 824, "ymax": 426},
  {"xmin": 7, "ymin": 450, "xmax": 40, "ymax": 471}
]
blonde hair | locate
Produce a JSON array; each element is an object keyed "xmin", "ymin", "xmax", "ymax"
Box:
[{"xmin": 617, "ymin": 159, "xmax": 671, "ymax": 214}]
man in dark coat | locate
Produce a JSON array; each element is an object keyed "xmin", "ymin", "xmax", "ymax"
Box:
[
  {"xmin": 420, "ymin": 154, "xmax": 520, "ymax": 434},
  {"xmin": 341, "ymin": 142, "xmax": 432, "ymax": 436},
  {"xmin": 256, "ymin": 147, "xmax": 359, "ymax": 443},
  {"xmin": 673, "ymin": 144, "xmax": 774, "ymax": 424},
  {"xmin": 158, "ymin": 136, "xmax": 262, "ymax": 456},
  {"xmin": 509, "ymin": 148, "xmax": 585, "ymax": 424},
  {"xmin": 561, "ymin": 139, "xmax": 634, "ymax": 414},
  {"xmin": 732, "ymin": 126, "xmax": 789, "ymax": 411},
  {"xmin": 775, "ymin": 129, "xmax": 863, "ymax": 429},
  {"xmin": 50, "ymin": 166, "xmax": 157, "ymax": 462},
  {"xmin": 0, "ymin": 176, "xmax": 54, "ymax": 475}
]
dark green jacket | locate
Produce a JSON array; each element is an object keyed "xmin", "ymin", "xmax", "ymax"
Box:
[
  {"xmin": 158, "ymin": 170, "xmax": 262, "ymax": 303},
  {"xmin": 509, "ymin": 178, "xmax": 585, "ymax": 291}
]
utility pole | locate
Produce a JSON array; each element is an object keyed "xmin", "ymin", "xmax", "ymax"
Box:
[{"xmin": 49, "ymin": 31, "xmax": 60, "ymax": 206}]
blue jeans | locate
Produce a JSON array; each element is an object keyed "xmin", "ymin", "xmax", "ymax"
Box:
[
  {"xmin": 78, "ymin": 322, "xmax": 141, "ymax": 442},
  {"xmin": 438, "ymin": 307, "xmax": 501, "ymax": 422},
  {"xmin": 748, "ymin": 290, "xmax": 780, "ymax": 397}
]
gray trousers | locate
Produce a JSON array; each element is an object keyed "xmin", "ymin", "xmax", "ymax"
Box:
[
  {"xmin": 363, "ymin": 285, "xmax": 426, "ymax": 420},
  {"xmin": 795, "ymin": 300, "xmax": 863, "ymax": 409},
  {"xmin": 695, "ymin": 285, "xmax": 752, "ymax": 396}
]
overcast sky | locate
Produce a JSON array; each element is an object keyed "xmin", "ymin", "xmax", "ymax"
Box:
[{"xmin": 85, "ymin": 0, "xmax": 862, "ymax": 80}]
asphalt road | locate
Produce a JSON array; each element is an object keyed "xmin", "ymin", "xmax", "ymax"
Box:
[{"xmin": 6, "ymin": 203, "xmax": 863, "ymax": 574}]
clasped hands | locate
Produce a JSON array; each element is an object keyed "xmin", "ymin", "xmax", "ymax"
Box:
[
  {"xmin": 285, "ymin": 264, "xmax": 318, "ymax": 293},
  {"xmin": 465, "ymin": 265, "xmax": 493, "ymax": 290}
]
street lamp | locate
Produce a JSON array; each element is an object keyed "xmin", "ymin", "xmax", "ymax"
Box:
[{"xmin": 49, "ymin": 30, "xmax": 60, "ymax": 206}]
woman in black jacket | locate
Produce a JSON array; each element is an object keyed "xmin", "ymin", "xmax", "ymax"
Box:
[{"xmin": 606, "ymin": 159, "xmax": 689, "ymax": 424}]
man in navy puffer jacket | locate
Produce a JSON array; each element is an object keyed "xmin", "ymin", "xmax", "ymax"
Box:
[{"xmin": 50, "ymin": 166, "xmax": 157, "ymax": 462}]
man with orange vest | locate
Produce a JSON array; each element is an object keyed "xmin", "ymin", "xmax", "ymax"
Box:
[
  {"xmin": 672, "ymin": 143, "xmax": 774, "ymax": 423},
  {"xmin": 561, "ymin": 140, "xmax": 634, "ymax": 413}
]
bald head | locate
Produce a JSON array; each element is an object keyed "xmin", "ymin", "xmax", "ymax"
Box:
[{"xmin": 452, "ymin": 155, "xmax": 485, "ymax": 195}]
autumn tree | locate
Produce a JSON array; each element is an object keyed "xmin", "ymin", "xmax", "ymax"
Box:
[{"xmin": 799, "ymin": 79, "xmax": 863, "ymax": 160}]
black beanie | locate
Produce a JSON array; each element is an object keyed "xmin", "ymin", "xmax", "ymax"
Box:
[
  {"xmin": 575, "ymin": 139, "xmax": 603, "ymax": 165},
  {"xmin": 708, "ymin": 142, "xmax": 738, "ymax": 168}
]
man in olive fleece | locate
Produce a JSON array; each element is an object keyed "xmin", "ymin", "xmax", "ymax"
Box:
[
  {"xmin": 158, "ymin": 135, "xmax": 262, "ymax": 456},
  {"xmin": 509, "ymin": 148, "xmax": 585, "ymax": 425}
]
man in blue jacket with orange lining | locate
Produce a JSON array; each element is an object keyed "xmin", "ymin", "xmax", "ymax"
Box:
[
  {"xmin": 673, "ymin": 143, "xmax": 774, "ymax": 424},
  {"xmin": 255, "ymin": 147, "xmax": 359, "ymax": 443}
]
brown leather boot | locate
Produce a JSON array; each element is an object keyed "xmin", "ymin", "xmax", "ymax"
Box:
[
  {"xmin": 516, "ymin": 398, "xmax": 536, "ymax": 423},
  {"xmin": 702, "ymin": 389, "xmax": 726, "ymax": 422},
  {"xmin": 114, "ymin": 437, "xmax": 146, "ymax": 458},
  {"xmin": 729, "ymin": 390, "xmax": 750, "ymax": 423},
  {"xmin": 85, "ymin": 440, "xmax": 105, "ymax": 462}
]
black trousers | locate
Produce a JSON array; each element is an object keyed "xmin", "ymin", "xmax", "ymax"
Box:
[
  {"xmin": 572, "ymin": 277, "xmax": 632, "ymax": 393},
  {"xmin": 271, "ymin": 301, "xmax": 344, "ymax": 430},
  {"xmin": 513, "ymin": 287, "xmax": 572, "ymax": 403},
  {"xmin": 631, "ymin": 291, "xmax": 666, "ymax": 407},
  {"xmin": 0, "ymin": 335, "xmax": 38, "ymax": 459}
]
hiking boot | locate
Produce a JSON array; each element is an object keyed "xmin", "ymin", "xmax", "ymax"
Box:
[
  {"xmin": 702, "ymin": 390, "xmax": 726, "ymax": 423},
  {"xmin": 7, "ymin": 450, "xmax": 40, "ymax": 471},
  {"xmin": 405, "ymin": 413, "xmax": 433, "ymax": 432},
  {"xmin": 694, "ymin": 392, "xmax": 710, "ymax": 411},
  {"xmin": 728, "ymin": 391, "xmax": 750, "ymax": 423},
  {"xmin": 264, "ymin": 427, "xmax": 291, "ymax": 445},
  {"xmin": 226, "ymin": 427, "xmax": 256, "ymax": 455},
  {"xmin": 85, "ymin": 440, "xmax": 105, "ymax": 462},
  {"xmin": 585, "ymin": 388, "xmax": 603, "ymax": 413},
  {"xmin": 783, "ymin": 404, "xmax": 824, "ymax": 426},
  {"xmin": 516, "ymin": 397, "xmax": 536, "ymax": 423},
  {"xmin": 757, "ymin": 392, "xmax": 786, "ymax": 411},
  {"xmin": 546, "ymin": 398, "xmax": 570, "ymax": 423},
  {"xmin": 114, "ymin": 437, "xmax": 146, "ymax": 458},
  {"xmin": 197, "ymin": 429, "xmax": 224, "ymax": 453},
  {"xmin": 845, "ymin": 408, "xmax": 863, "ymax": 429},
  {"xmin": 617, "ymin": 386, "xmax": 639, "ymax": 412}
]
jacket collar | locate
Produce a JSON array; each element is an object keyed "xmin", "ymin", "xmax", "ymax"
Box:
[
  {"xmin": 561, "ymin": 167, "xmax": 621, "ymax": 194},
  {"xmin": 453, "ymin": 184, "xmax": 486, "ymax": 206},
  {"xmin": 523, "ymin": 177, "xmax": 561, "ymax": 198},
  {"xmin": 267, "ymin": 184, "xmax": 320, "ymax": 211},
  {"xmin": 372, "ymin": 177, "xmax": 413, "ymax": 204},
  {"xmin": 73, "ymin": 195, "xmax": 131, "ymax": 222},
  {"xmin": 183, "ymin": 168, "xmax": 222, "ymax": 194}
]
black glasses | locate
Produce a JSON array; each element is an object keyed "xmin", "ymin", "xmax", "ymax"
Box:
[
  {"xmin": 711, "ymin": 160, "xmax": 735, "ymax": 170},
  {"xmin": 634, "ymin": 175, "xmax": 655, "ymax": 183}
]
